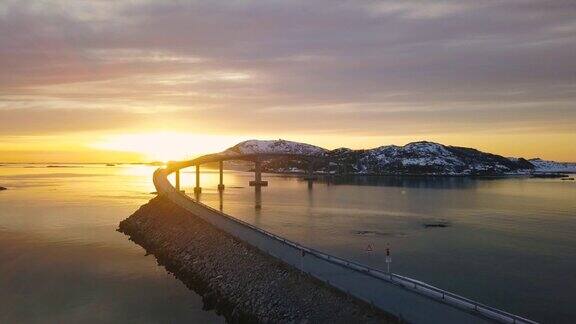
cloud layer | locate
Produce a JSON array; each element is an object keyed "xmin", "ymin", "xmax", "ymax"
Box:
[{"xmin": 1, "ymin": 0, "xmax": 575, "ymax": 159}]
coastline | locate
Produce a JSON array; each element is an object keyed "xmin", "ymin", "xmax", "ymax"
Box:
[{"xmin": 259, "ymin": 170, "xmax": 574, "ymax": 178}]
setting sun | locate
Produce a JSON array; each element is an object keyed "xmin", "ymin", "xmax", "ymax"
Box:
[{"xmin": 91, "ymin": 132, "xmax": 247, "ymax": 162}]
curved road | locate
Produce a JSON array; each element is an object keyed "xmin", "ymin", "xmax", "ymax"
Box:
[{"xmin": 154, "ymin": 157, "xmax": 537, "ymax": 324}]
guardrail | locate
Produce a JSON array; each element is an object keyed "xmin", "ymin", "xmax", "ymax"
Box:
[{"xmin": 154, "ymin": 167, "xmax": 538, "ymax": 324}]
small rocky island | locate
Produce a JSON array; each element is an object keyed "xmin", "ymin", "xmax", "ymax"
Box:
[{"xmin": 119, "ymin": 197, "xmax": 396, "ymax": 323}]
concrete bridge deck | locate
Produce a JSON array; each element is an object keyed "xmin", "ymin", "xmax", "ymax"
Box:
[
  {"xmin": 155, "ymin": 162, "xmax": 538, "ymax": 324},
  {"xmin": 168, "ymin": 151, "xmax": 333, "ymax": 193}
]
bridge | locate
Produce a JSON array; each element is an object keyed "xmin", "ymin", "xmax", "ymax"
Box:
[
  {"xmin": 156, "ymin": 150, "xmax": 538, "ymax": 324},
  {"xmin": 168, "ymin": 151, "xmax": 332, "ymax": 194}
]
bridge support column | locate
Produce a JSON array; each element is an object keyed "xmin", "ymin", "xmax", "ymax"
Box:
[
  {"xmin": 194, "ymin": 165, "xmax": 202, "ymax": 194},
  {"xmin": 249, "ymin": 160, "xmax": 268, "ymax": 187},
  {"xmin": 254, "ymin": 186, "xmax": 262, "ymax": 209},
  {"xmin": 218, "ymin": 161, "xmax": 225, "ymax": 191},
  {"xmin": 218, "ymin": 188, "xmax": 224, "ymax": 211},
  {"xmin": 175, "ymin": 169, "xmax": 181, "ymax": 191}
]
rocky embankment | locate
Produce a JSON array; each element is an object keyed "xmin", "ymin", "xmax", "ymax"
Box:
[{"xmin": 119, "ymin": 196, "xmax": 397, "ymax": 323}]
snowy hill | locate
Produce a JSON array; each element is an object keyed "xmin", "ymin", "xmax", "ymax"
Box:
[
  {"xmin": 528, "ymin": 158, "xmax": 576, "ymax": 173},
  {"xmin": 330, "ymin": 141, "xmax": 533, "ymax": 175},
  {"xmin": 222, "ymin": 139, "xmax": 328, "ymax": 156},
  {"xmin": 218, "ymin": 139, "xmax": 572, "ymax": 176}
]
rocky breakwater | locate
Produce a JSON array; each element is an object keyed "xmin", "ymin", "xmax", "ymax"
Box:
[{"xmin": 119, "ymin": 196, "xmax": 397, "ymax": 323}]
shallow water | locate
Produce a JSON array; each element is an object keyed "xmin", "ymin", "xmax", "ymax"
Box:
[
  {"xmin": 191, "ymin": 170, "xmax": 576, "ymax": 323},
  {"xmin": 0, "ymin": 164, "xmax": 224, "ymax": 323}
]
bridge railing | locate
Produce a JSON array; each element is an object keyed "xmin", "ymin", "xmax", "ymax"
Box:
[
  {"xmin": 154, "ymin": 168, "xmax": 538, "ymax": 324},
  {"xmin": 196, "ymin": 200, "xmax": 537, "ymax": 324}
]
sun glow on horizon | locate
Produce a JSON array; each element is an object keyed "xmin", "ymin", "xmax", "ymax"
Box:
[{"xmin": 91, "ymin": 132, "xmax": 246, "ymax": 162}]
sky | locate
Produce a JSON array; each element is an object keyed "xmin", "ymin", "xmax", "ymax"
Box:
[{"xmin": 1, "ymin": 0, "xmax": 575, "ymax": 162}]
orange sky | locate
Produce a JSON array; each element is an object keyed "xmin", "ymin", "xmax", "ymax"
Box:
[
  {"xmin": 1, "ymin": 1, "xmax": 575, "ymax": 163},
  {"xmin": 1, "ymin": 131, "xmax": 574, "ymax": 163}
]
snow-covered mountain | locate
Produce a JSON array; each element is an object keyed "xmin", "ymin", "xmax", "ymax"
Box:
[
  {"xmin": 218, "ymin": 139, "xmax": 571, "ymax": 175},
  {"xmin": 222, "ymin": 139, "xmax": 327, "ymax": 156},
  {"xmin": 528, "ymin": 158, "xmax": 576, "ymax": 173},
  {"xmin": 324, "ymin": 141, "xmax": 533, "ymax": 175}
]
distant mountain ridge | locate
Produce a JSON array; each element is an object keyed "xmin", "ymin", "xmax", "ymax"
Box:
[{"xmin": 221, "ymin": 139, "xmax": 575, "ymax": 175}]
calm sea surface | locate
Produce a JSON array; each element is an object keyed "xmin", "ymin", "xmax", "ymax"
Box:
[
  {"xmin": 192, "ymin": 170, "xmax": 576, "ymax": 323},
  {"xmin": 0, "ymin": 164, "xmax": 223, "ymax": 323},
  {"xmin": 1, "ymin": 165, "xmax": 575, "ymax": 323}
]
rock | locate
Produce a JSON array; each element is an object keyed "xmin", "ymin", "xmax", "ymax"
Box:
[{"xmin": 118, "ymin": 196, "xmax": 397, "ymax": 323}]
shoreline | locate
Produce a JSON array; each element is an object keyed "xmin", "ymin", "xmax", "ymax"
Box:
[
  {"xmin": 261, "ymin": 170, "xmax": 574, "ymax": 178},
  {"xmin": 119, "ymin": 196, "xmax": 397, "ymax": 323}
]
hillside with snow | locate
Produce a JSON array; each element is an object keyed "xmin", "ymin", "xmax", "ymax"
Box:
[
  {"xmin": 217, "ymin": 139, "xmax": 571, "ymax": 176},
  {"xmin": 222, "ymin": 139, "xmax": 328, "ymax": 156},
  {"xmin": 323, "ymin": 141, "xmax": 534, "ymax": 175},
  {"xmin": 528, "ymin": 158, "xmax": 576, "ymax": 173}
]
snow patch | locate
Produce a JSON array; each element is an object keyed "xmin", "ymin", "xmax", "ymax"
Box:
[
  {"xmin": 223, "ymin": 139, "xmax": 327, "ymax": 156},
  {"xmin": 528, "ymin": 158, "xmax": 576, "ymax": 172}
]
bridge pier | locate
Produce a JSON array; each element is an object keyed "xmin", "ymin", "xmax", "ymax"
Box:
[
  {"xmin": 249, "ymin": 160, "xmax": 268, "ymax": 187},
  {"xmin": 254, "ymin": 186, "xmax": 262, "ymax": 209},
  {"xmin": 175, "ymin": 169, "xmax": 181, "ymax": 191},
  {"xmin": 218, "ymin": 161, "xmax": 225, "ymax": 191},
  {"xmin": 218, "ymin": 188, "xmax": 224, "ymax": 211},
  {"xmin": 194, "ymin": 165, "xmax": 202, "ymax": 194}
]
